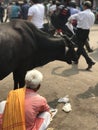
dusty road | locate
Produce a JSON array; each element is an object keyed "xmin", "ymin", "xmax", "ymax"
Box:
[{"xmin": 0, "ymin": 24, "xmax": 98, "ymax": 130}]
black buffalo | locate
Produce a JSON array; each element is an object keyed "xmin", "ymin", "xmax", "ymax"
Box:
[{"xmin": 0, "ymin": 19, "xmax": 75, "ymax": 89}]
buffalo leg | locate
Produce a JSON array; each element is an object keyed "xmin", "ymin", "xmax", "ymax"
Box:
[
  {"xmin": 13, "ymin": 70, "xmax": 26, "ymax": 90},
  {"xmin": 13, "ymin": 71, "xmax": 19, "ymax": 90}
]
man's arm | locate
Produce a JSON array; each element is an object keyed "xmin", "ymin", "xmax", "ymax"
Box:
[{"xmin": 28, "ymin": 15, "xmax": 32, "ymax": 21}]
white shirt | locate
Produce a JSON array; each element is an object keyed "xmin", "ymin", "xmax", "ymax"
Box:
[
  {"xmin": 68, "ymin": 9, "xmax": 95, "ymax": 29},
  {"xmin": 28, "ymin": 4, "xmax": 45, "ymax": 29}
]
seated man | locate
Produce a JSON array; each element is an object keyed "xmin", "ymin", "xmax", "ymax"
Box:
[{"xmin": 0, "ymin": 69, "xmax": 51, "ymax": 130}]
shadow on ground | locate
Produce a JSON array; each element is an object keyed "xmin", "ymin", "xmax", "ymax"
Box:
[
  {"xmin": 77, "ymin": 83, "xmax": 98, "ymax": 99},
  {"xmin": 48, "ymin": 98, "xmax": 59, "ymax": 108},
  {"xmin": 89, "ymin": 48, "xmax": 98, "ymax": 61},
  {"xmin": 52, "ymin": 65, "xmax": 79, "ymax": 77}
]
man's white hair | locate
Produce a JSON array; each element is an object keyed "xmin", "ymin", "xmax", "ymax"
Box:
[{"xmin": 25, "ymin": 69, "xmax": 43, "ymax": 89}]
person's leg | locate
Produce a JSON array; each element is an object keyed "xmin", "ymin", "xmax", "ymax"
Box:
[
  {"xmin": 38, "ymin": 112, "xmax": 51, "ymax": 130},
  {"xmin": 73, "ymin": 29, "xmax": 89, "ymax": 62},
  {"xmin": 1, "ymin": 16, "xmax": 3, "ymax": 23},
  {"xmin": 75, "ymin": 45, "xmax": 95, "ymax": 69},
  {"xmin": 81, "ymin": 48, "xmax": 95, "ymax": 70},
  {"xmin": 72, "ymin": 39, "xmax": 84, "ymax": 64},
  {"xmin": 85, "ymin": 39, "xmax": 93, "ymax": 52}
]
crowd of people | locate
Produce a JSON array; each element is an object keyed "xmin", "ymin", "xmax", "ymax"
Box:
[
  {"xmin": 4, "ymin": 0, "xmax": 30, "ymax": 22},
  {"xmin": 45, "ymin": 0, "xmax": 95, "ymax": 70}
]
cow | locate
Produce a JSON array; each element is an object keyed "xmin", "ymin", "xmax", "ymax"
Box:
[{"xmin": 0, "ymin": 19, "xmax": 75, "ymax": 89}]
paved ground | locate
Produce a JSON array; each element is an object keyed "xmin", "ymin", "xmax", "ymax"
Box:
[{"xmin": 0, "ymin": 24, "xmax": 98, "ymax": 130}]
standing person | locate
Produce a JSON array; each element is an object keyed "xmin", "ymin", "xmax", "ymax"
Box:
[
  {"xmin": 21, "ymin": 0, "xmax": 30, "ymax": 20},
  {"xmin": 28, "ymin": 0, "xmax": 45, "ymax": 30},
  {"xmin": 69, "ymin": 1, "xmax": 79, "ymax": 27},
  {"xmin": 69, "ymin": 1, "xmax": 80, "ymax": 15},
  {"xmin": 68, "ymin": 1, "xmax": 93, "ymax": 53},
  {"xmin": 85, "ymin": 37, "xmax": 93, "ymax": 52},
  {"xmin": 68, "ymin": 1, "xmax": 80, "ymax": 31},
  {"xmin": 50, "ymin": 1, "xmax": 71, "ymax": 36},
  {"xmin": 68, "ymin": 1, "xmax": 95, "ymax": 70},
  {"xmin": 10, "ymin": 2, "xmax": 21, "ymax": 20},
  {"xmin": 0, "ymin": 69, "xmax": 51, "ymax": 130},
  {"xmin": 5, "ymin": 2, "xmax": 13, "ymax": 22},
  {"xmin": 0, "ymin": 2, "xmax": 4, "ymax": 23},
  {"xmin": 49, "ymin": 0, "xmax": 57, "ymax": 16},
  {"xmin": 57, "ymin": 3, "xmax": 71, "ymax": 30}
]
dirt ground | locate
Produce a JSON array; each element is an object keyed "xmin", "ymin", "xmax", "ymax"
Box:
[{"xmin": 0, "ymin": 24, "xmax": 98, "ymax": 130}]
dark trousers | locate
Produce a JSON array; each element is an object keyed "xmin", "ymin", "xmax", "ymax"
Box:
[
  {"xmin": 74, "ymin": 28, "xmax": 93, "ymax": 64},
  {"xmin": 85, "ymin": 39, "xmax": 92, "ymax": 52},
  {"xmin": 0, "ymin": 16, "xmax": 3, "ymax": 23}
]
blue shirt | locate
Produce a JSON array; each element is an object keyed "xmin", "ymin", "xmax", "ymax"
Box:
[
  {"xmin": 11, "ymin": 5, "xmax": 21, "ymax": 18},
  {"xmin": 69, "ymin": 7, "xmax": 80, "ymax": 15}
]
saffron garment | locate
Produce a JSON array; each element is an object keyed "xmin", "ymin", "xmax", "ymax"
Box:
[
  {"xmin": 2, "ymin": 88, "xmax": 26, "ymax": 130},
  {"xmin": 25, "ymin": 88, "xmax": 50, "ymax": 130}
]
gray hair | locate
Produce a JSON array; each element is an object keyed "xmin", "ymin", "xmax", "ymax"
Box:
[
  {"xmin": 25, "ymin": 69, "xmax": 43, "ymax": 89},
  {"xmin": 83, "ymin": 1, "xmax": 92, "ymax": 8}
]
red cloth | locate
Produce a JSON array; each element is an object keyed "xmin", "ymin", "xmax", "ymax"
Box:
[
  {"xmin": 32, "ymin": 118, "xmax": 44, "ymax": 130},
  {"xmin": 0, "ymin": 114, "xmax": 3, "ymax": 129}
]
